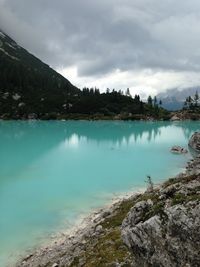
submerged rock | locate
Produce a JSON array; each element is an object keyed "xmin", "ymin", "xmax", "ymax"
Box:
[{"xmin": 189, "ymin": 132, "xmax": 200, "ymax": 152}]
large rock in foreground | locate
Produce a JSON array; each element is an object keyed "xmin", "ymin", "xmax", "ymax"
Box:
[
  {"xmin": 189, "ymin": 132, "xmax": 200, "ymax": 152},
  {"xmin": 121, "ymin": 175, "xmax": 200, "ymax": 267}
]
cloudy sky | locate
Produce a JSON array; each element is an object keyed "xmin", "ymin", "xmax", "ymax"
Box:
[{"xmin": 1, "ymin": 0, "xmax": 200, "ymax": 97}]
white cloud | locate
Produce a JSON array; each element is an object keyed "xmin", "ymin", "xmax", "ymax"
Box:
[
  {"xmin": 1, "ymin": 0, "xmax": 200, "ymax": 95},
  {"xmin": 58, "ymin": 67, "xmax": 200, "ymax": 99}
]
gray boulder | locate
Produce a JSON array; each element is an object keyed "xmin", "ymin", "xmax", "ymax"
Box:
[
  {"xmin": 122, "ymin": 201, "xmax": 200, "ymax": 267},
  {"xmin": 170, "ymin": 115, "xmax": 181, "ymax": 121},
  {"xmin": 189, "ymin": 132, "xmax": 200, "ymax": 152},
  {"xmin": 170, "ymin": 146, "xmax": 188, "ymax": 154},
  {"xmin": 121, "ymin": 174, "xmax": 200, "ymax": 267}
]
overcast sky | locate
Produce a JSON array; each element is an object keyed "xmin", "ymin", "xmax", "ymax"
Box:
[{"xmin": 1, "ymin": 0, "xmax": 200, "ymax": 97}]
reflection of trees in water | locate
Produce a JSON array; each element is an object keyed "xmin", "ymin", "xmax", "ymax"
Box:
[
  {"xmin": 0, "ymin": 121, "xmax": 199, "ymax": 174},
  {"xmin": 63, "ymin": 121, "xmax": 168, "ymax": 145},
  {"xmin": 0, "ymin": 120, "xmax": 199, "ymax": 145},
  {"xmin": 146, "ymin": 126, "xmax": 162, "ymax": 143}
]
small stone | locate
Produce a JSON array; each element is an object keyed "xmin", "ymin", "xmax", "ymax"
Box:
[
  {"xmin": 12, "ymin": 93, "xmax": 21, "ymax": 101},
  {"xmin": 95, "ymin": 224, "xmax": 103, "ymax": 233},
  {"xmin": 147, "ymin": 199, "xmax": 153, "ymax": 206},
  {"xmin": 52, "ymin": 263, "xmax": 58, "ymax": 267}
]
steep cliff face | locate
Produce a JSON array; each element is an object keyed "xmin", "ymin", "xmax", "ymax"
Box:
[{"xmin": 121, "ymin": 174, "xmax": 200, "ymax": 267}]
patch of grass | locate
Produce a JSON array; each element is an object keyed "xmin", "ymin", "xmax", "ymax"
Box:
[
  {"xmin": 187, "ymin": 194, "xmax": 200, "ymax": 202},
  {"xmin": 137, "ymin": 192, "xmax": 159, "ymax": 203},
  {"xmin": 101, "ymin": 192, "xmax": 158, "ymax": 230},
  {"xmin": 101, "ymin": 198, "xmax": 136, "ymax": 229},
  {"xmin": 86, "ymin": 229, "xmax": 130, "ymax": 266},
  {"xmin": 143, "ymin": 202, "xmax": 165, "ymax": 220},
  {"xmin": 172, "ymin": 193, "xmax": 187, "ymax": 205},
  {"xmin": 70, "ymin": 228, "xmax": 133, "ymax": 267},
  {"xmin": 163, "ymin": 177, "xmax": 179, "ymax": 187},
  {"xmin": 182, "ymin": 174, "xmax": 200, "ymax": 184},
  {"xmin": 163, "ymin": 174, "xmax": 199, "ymax": 188},
  {"xmin": 102, "ymin": 192, "xmax": 162, "ymax": 226},
  {"xmin": 172, "ymin": 192, "xmax": 200, "ymax": 206}
]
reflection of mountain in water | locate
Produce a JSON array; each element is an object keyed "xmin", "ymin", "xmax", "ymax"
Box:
[{"xmin": 0, "ymin": 121, "xmax": 199, "ymax": 179}]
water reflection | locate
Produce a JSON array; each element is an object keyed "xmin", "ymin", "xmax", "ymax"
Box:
[
  {"xmin": 64, "ymin": 134, "xmax": 80, "ymax": 148},
  {"xmin": 0, "ymin": 121, "xmax": 198, "ymax": 145},
  {"xmin": 0, "ymin": 120, "xmax": 199, "ymax": 179}
]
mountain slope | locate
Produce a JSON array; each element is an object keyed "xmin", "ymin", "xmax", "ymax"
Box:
[
  {"xmin": 0, "ymin": 30, "xmax": 168, "ymax": 120},
  {"xmin": 0, "ymin": 30, "xmax": 80, "ymax": 117}
]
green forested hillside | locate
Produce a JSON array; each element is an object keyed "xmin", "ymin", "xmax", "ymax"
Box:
[
  {"xmin": 0, "ymin": 30, "xmax": 80, "ymax": 117},
  {"xmin": 0, "ymin": 30, "xmax": 168, "ymax": 119}
]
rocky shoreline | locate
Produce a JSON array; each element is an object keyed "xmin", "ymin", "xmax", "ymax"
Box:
[
  {"xmin": 1, "ymin": 109, "xmax": 200, "ymax": 121},
  {"xmin": 16, "ymin": 135, "xmax": 200, "ymax": 267},
  {"xmin": 15, "ymin": 189, "xmax": 145, "ymax": 267}
]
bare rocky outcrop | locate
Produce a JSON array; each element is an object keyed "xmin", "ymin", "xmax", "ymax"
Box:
[
  {"xmin": 122, "ymin": 201, "xmax": 200, "ymax": 267},
  {"xmin": 189, "ymin": 132, "xmax": 200, "ymax": 152},
  {"xmin": 170, "ymin": 111, "xmax": 200, "ymax": 121},
  {"xmin": 121, "ymin": 171, "xmax": 200, "ymax": 267}
]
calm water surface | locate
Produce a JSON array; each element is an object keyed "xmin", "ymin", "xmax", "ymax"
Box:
[{"xmin": 0, "ymin": 120, "xmax": 199, "ymax": 266}]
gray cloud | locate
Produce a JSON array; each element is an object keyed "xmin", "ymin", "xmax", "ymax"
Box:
[{"xmin": 0, "ymin": 0, "xmax": 200, "ymax": 86}]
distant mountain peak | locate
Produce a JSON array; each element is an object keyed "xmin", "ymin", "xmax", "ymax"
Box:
[{"xmin": 157, "ymin": 87, "xmax": 200, "ymax": 111}]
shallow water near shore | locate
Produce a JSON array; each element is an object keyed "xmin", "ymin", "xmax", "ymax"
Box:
[{"xmin": 0, "ymin": 120, "xmax": 199, "ymax": 266}]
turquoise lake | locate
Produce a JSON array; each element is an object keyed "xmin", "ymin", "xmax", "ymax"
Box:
[{"xmin": 0, "ymin": 120, "xmax": 199, "ymax": 266}]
